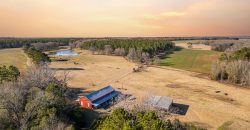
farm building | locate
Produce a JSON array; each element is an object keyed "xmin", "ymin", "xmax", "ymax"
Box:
[
  {"xmin": 149, "ymin": 96, "xmax": 173, "ymax": 110},
  {"xmin": 79, "ymin": 85, "xmax": 119, "ymax": 109}
]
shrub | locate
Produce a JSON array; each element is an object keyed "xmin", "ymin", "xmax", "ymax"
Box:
[
  {"xmin": 91, "ymin": 108, "xmax": 203, "ymax": 130},
  {"xmin": 0, "ymin": 65, "xmax": 20, "ymax": 83}
]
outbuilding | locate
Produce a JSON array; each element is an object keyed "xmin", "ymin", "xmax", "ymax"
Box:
[
  {"xmin": 79, "ymin": 85, "xmax": 119, "ymax": 109},
  {"xmin": 149, "ymin": 96, "xmax": 173, "ymax": 110}
]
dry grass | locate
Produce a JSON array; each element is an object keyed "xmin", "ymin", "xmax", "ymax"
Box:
[
  {"xmin": 175, "ymin": 42, "xmax": 212, "ymax": 50},
  {"xmin": 0, "ymin": 48, "xmax": 27, "ymax": 71},
  {"xmin": 50, "ymin": 49, "xmax": 250, "ymax": 130}
]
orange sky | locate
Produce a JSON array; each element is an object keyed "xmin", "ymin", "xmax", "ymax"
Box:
[{"xmin": 0, "ymin": 0, "xmax": 249, "ymax": 37}]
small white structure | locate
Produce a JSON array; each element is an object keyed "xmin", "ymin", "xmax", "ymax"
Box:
[{"xmin": 149, "ymin": 96, "xmax": 173, "ymax": 110}]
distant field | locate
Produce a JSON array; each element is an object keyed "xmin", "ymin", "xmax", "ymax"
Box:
[
  {"xmin": 0, "ymin": 48, "xmax": 27, "ymax": 70},
  {"xmin": 173, "ymin": 40, "xmax": 203, "ymax": 44},
  {"xmin": 160, "ymin": 49, "xmax": 222, "ymax": 73}
]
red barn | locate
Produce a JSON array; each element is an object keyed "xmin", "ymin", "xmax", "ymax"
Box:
[
  {"xmin": 79, "ymin": 85, "xmax": 119, "ymax": 109},
  {"xmin": 79, "ymin": 97, "xmax": 92, "ymax": 109}
]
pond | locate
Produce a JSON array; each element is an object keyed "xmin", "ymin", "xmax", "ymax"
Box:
[{"xmin": 56, "ymin": 50, "xmax": 78, "ymax": 56}]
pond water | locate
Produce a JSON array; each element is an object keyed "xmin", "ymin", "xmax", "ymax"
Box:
[{"xmin": 56, "ymin": 50, "xmax": 78, "ymax": 56}]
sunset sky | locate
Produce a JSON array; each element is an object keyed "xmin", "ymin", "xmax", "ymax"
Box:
[{"xmin": 0, "ymin": 0, "xmax": 249, "ymax": 37}]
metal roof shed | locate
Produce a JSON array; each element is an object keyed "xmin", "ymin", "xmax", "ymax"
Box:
[
  {"xmin": 80, "ymin": 85, "xmax": 119, "ymax": 108},
  {"xmin": 149, "ymin": 96, "xmax": 173, "ymax": 110}
]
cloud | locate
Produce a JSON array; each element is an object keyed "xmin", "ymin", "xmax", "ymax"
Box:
[
  {"xmin": 0, "ymin": 0, "xmax": 249, "ymax": 37},
  {"xmin": 161, "ymin": 12, "xmax": 187, "ymax": 17}
]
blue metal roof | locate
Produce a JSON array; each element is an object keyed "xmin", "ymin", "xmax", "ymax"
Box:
[
  {"xmin": 86, "ymin": 85, "xmax": 115, "ymax": 102},
  {"xmin": 92, "ymin": 91, "xmax": 119, "ymax": 107}
]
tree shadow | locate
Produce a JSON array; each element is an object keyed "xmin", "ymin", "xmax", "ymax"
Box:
[
  {"xmin": 65, "ymin": 87, "xmax": 86, "ymax": 100},
  {"xmin": 175, "ymin": 46, "xmax": 184, "ymax": 51},
  {"xmin": 82, "ymin": 108, "xmax": 103, "ymax": 128},
  {"xmin": 160, "ymin": 62, "xmax": 175, "ymax": 66},
  {"xmin": 50, "ymin": 68, "xmax": 84, "ymax": 70},
  {"xmin": 159, "ymin": 47, "xmax": 184, "ymax": 59}
]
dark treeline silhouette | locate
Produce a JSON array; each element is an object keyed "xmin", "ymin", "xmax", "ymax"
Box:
[
  {"xmin": 0, "ymin": 38, "xmax": 80, "ymax": 49},
  {"xmin": 32, "ymin": 42, "xmax": 68, "ymax": 51},
  {"xmin": 0, "ymin": 37, "xmax": 239, "ymax": 49}
]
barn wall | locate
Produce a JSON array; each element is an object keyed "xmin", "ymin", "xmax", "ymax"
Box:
[{"xmin": 79, "ymin": 97, "xmax": 92, "ymax": 109}]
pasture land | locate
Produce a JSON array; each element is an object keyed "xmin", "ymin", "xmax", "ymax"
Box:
[
  {"xmin": 160, "ymin": 49, "xmax": 221, "ymax": 74},
  {"xmin": 50, "ymin": 49, "xmax": 250, "ymax": 130},
  {"xmin": 0, "ymin": 48, "xmax": 27, "ymax": 70}
]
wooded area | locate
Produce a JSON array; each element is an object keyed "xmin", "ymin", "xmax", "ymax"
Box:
[
  {"xmin": 70, "ymin": 39, "xmax": 175, "ymax": 63},
  {"xmin": 0, "ymin": 65, "xmax": 86, "ymax": 129},
  {"xmin": 0, "ymin": 38, "xmax": 76, "ymax": 49}
]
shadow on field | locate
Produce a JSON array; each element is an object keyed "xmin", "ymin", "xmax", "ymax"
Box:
[
  {"xmin": 159, "ymin": 47, "xmax": 183, "ymax": 59},
  {"xmin": 158, "ymin": 47, "xmax": 184, "ymax": 66},
  {"xmin": 82, "ymin": 108, "xmax": 103, "ymax": 129},
  {"xmin": 171, "ymin": 103, "xmax": 189, "ymax": 115},
  {"xmin": 160, "ymin": 62, "xmax": 175, "ymax": 66},
  {"xmin": 50, "ymin": 68, "xmax": 84, "ymax": 70}
]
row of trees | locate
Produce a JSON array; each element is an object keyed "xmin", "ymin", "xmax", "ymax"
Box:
[
  {"xmin": 211, "ymin": 47, "xmax": 250, "ymax": 86},
  {"xmin": 32, "ymin": 42, "xmax": 68, "ymax": 51},
  {"xmin": 0, "ymin": 65, "xmax": 86, "ymax": 129},
  {"xmin": 0, "ymin": 38, "xmax": 76, "ymax": 49},
  {"xmin": 0, "ymin": 65, "xmax": 20, "ymax": 84},
  {"xmin": 92, "ymin": 108, "xmax": 203, "ymax": 130},
  {"xmin": 23, "ymin": 44, "xmax": 51, "ymax": 64},
  {"xmin": 70, "ymin": 39, "xmax": 174, "ymax": 63}
]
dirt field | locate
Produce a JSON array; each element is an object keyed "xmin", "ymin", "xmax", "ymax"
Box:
[{"xmin": 50, "ymin": 49, "xmax": 250, "ymax": 130}]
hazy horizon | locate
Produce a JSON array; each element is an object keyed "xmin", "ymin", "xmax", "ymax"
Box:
[{"xmin": 1, "ymin": 0, "xmax": 250, "ymax": 37}]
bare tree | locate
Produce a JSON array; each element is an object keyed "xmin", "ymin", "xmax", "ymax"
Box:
[
  {"xmin": 104, "ymin": 45, "xmax": 113, "ymax": 55},
  {"xmin": 211, "ymin": 60, "xmax": 250, "ymax": 86},
  {"xmin": 0, "ymin": 82, "xmax": 27, "ymax": 128},
  {"xmin": 127, "ymin": 48, "xmax": 138, "ymax": 61}
]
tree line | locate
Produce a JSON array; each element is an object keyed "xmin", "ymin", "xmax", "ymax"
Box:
[
  {"xmin": 32, "ymin": 42, "xmax": 68, "ymax": 51},
  {"xmin": 0, "ymin": 38, "xmax": 79, "ymax": 49},
  {"xmin": 70, "ymin": 39, "xmax": 174, "ymax": 63},
  {"xmin": 23, "ymin": 44, "xmax": 51, "ymax": 64}
]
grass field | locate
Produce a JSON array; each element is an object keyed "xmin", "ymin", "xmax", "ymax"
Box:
[
  {"xmin": 160, "ymin": 49, "xmax": 222, "ymax": 74},
  {"xmin": 0, "ymin": 48, "xmax": 27, "ymax": 70},
  {"xmin": 50, "ymin": 49, "xmax": 250, "ymax": 129}
]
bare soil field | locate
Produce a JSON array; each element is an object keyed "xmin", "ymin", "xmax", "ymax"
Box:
[{"xmin": 50, "ymin": 49, "xmax": 250, "ymax": 130}]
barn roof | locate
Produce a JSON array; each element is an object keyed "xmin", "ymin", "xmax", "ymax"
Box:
[
  {"xmin": 149, "ymin": 96, "xmax": 173, "ymax": 110},
  {"xmin": 86, "ymin": 85, "xmax": 114, "ymax": 102},
  {"xmin": 92, "ymin": 91, "xmax": 119, "ymax": 107}
]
